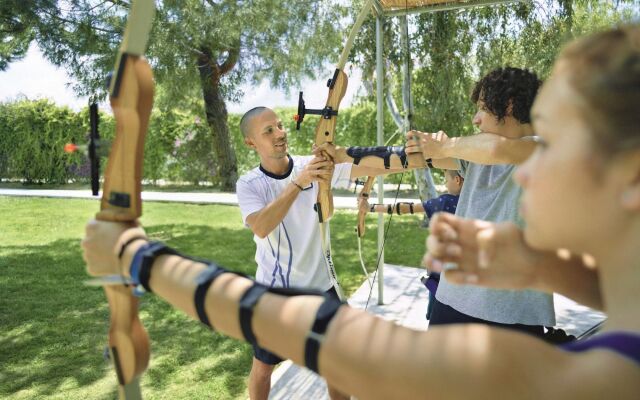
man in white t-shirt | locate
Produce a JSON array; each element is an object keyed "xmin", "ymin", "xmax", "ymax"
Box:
[{"xmin": 236, "ymin": 106, "xmax": 400, "ymax": 400}]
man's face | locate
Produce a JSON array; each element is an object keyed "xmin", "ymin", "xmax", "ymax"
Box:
[
  {"xmin": 471, "ymin": 100, "xmax": 503, "ymax": 134},
  {"xmin": 244, "ymin": 109, "xmax": 288, "ymax": 160}
]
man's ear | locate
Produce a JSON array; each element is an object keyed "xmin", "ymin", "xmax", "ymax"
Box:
[{"xmin": 244, "ymin": 136, "xmax": 255, "ymax": 149}]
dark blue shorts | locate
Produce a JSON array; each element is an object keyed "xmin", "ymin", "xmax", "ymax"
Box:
[{"xmin": 253, "ymin": 286, "xmax": 341, "ymax": 365}]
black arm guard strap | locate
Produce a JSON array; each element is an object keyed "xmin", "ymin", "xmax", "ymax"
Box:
[
  {"xmin": 238, "ymin": 284, "xmax": 270, "ymax": 346},
  {"xmin": 138, "ymin": 242, "xmax": 181, "ymax": 293},
  {"xmin": 238, "ymin": 285, "xmax": 326, "ymax": 346},
  {"xmin": 347, "ymin": 145, "xmax": 408, "ymax": 169},
  {"xmin": 304, "ymin": 295, "xmax": 344, "ymax": 373},
  {"xmin": 426, "ymin": 158, "xmax": 434, "ymax": 168},
  {"xmin": 194, "ymin": 263, "xmax": 231, "ymax": 329},
  {"xmin": 396, "ymin": 202, "xmax": 415, "ymax": 215}
]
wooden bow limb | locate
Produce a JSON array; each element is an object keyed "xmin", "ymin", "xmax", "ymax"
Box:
[
  {"xmin": 313, "ymin": 0, "xmax": 376, "ymax": 301},
  {"xmin": 93, "ymin": 1, "xmax": 155, "ymax": 398},
  {"xmin": 356, "ymin": 176, "xmax": 376, "ymax": 289}
]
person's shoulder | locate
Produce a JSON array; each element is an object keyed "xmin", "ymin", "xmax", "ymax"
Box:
[{"xmin": 237, "ymin": 166, "xmax": 263, "ymax": 186}]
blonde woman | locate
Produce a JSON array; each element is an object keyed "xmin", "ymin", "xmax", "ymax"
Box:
[{"xmin": 83, "ymin": 27, "xmax": 640, "ymax": 399}]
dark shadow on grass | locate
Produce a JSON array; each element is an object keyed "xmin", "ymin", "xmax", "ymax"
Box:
[
  {"xmin": 0, "ymin": 224, "xmax": 260, "ymax": 399},
  {"xmin": 0, "ymin": 214, "xmax": 426, "ymax": 399}
]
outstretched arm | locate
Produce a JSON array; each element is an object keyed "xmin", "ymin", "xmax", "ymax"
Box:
[
  {"xmin": 82, "ymin": 221, "xmax": 637, "ymax": 400},
  {"xmin": 315, "ymin": 143, "xmax": 427, "ymax": 178},
  {"xmin": 406, "ymin": 130, "xmax": 537, "ymax": 166}
]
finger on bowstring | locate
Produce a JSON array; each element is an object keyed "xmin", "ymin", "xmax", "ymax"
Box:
[{"xmin": 477, "ymin": 228, "xmax": 498, "ymax": 269}]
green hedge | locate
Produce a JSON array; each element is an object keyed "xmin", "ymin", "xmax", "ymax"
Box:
[{"xmin": 0, "ymin": 99, "xmax": 400, "ymax": 186}]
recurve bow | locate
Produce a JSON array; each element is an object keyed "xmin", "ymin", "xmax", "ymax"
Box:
[
  {"xmin": 293, "ymin": 0, "xmax": 376, "ymax": 300},
  {"xmin": 93, "ymin": 1, "xmax": 155, "ymax": 398}
]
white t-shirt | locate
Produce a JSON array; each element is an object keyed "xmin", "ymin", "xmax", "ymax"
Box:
[{"xmin": 236, "ymin": 155, "xmax": 352, "ymax": 290}]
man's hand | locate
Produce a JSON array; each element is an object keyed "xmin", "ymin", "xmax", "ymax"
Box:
[
  {"xmin": 313, "ymin": 142, "xmax": 337, "ymax": 161},
  {"xmin": 424, "ymin": 213, "xmax": 542, "ymax": 290},
  {"xmin": 82, "ymin": 220, "xmax": 147, "ymax": 277},
  {"xmin": 294, "ymin": 155, "xmax": 334, "ymax": 187},
  {"xmin": 406, "ymin": 130, "xmax": 450, "ymax": 160}
]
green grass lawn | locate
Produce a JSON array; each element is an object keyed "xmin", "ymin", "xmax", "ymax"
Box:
[{"xmin": 0, "ymin": 196, "xmax": 427, "ymax": 399}]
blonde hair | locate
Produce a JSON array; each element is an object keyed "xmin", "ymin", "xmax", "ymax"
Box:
[{"xmin": 558, "ymin": 26, "xmax": 640, "ymax": 153}]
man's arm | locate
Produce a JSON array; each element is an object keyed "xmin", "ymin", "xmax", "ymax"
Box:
[
  {"xmin": 244, "ymin": 156, "xmax": 332, "ymax": 238},
  {"xmin": 407, "ymin": 131, "xmax": 537, "ymax": 165},
  {"xmin": 245, "ymin": 183, "xmax": 305, "ymax": 239},
  {"xmin": 317, "ymin": 144, "xmax": 423, "ymax": 179}
]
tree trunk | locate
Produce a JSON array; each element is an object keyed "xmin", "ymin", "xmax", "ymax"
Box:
[{"xmin": 197, "ymin": 50, "xmax": 238, "ymax": 191}]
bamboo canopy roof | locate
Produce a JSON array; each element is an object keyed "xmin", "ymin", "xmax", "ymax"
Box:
[{"xmin": 374, "ymin": 0, "xmax": 522, "ymax": 16}]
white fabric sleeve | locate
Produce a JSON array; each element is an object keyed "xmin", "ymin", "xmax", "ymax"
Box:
[
  {"xmin": 236, "ymin": 178, "xmax": 267, "ymax": 226},
  {"xmin": 332, "ymin": 162, "xmax": 353, "ymax": 189}
]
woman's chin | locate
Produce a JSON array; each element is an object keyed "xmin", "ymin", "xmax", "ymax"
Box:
[{"xmin": 523, "ymin": 226, "xmax": 551, "ymax": 252}]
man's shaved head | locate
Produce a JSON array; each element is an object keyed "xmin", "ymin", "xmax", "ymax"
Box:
[{"xmin": 240, "ymin": 107, "xmax": 270, "ymax": 138}]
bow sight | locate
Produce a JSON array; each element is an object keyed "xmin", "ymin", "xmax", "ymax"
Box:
[
  {"xmin": 64, "ymin": 103, "xmax": 106, "ymax": 196},
  {"xmin": 293, "ymin": 69, "xmax": 342, "ymax": 130}
]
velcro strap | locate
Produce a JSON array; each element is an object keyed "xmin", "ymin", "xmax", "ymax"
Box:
[
  {"xmin": 304, "ymin": 295, "xmax": 344, "ymax": 373},
  {"xmin": 426, "ymin": 158, "xmax": 434, "ymax": 168},
  {"xmin": 396, "ymin": 202, "xmax": 415, "ymax": 215},
  {"xmin": 239, "ymin": 284, "xmax": 270, "ymax": 346},
  {"xmin": 139, "ymin": 242, "xmax": 180, "ymax": 293},
  {"xmin": 346, "ymin": 146, "xmax": 408, "ymax": 169},
  {"xmin": 194, "ymin": 264, "xmax": 228, "ymax": 329},
  {"xmin": 267, "ymin": 286, "xmax": 325, "ymax": 297}
]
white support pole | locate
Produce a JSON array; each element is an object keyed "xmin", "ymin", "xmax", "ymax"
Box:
[{"xmin": 376, "ymin": 15, "xmax": 385, "ymax": 305}]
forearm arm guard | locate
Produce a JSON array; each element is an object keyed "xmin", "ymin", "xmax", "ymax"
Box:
[{"xmin": 346, "ymin": 145, "xmax": 408, "ymax": 168}]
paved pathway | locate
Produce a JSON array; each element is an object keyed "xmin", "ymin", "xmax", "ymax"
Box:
[
  {"xmin": 0, "ymin": 188, "xmax": 418, "ymax": 209},
  {"xmin": 268, "ymin": 264, "xmax": 606, "ymax": 400}
]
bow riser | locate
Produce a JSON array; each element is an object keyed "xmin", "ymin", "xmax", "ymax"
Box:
[
  {"xmin": 98, "ymin": 56, "xmax": 154, "ymax": 222},
  {"xmin": 314, "ymin": 69, "xmax": 348, "ymax": 222}
]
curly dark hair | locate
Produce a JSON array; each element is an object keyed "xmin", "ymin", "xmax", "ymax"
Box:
[{"xmin": 471, "ymin": 67, "xmax": 542, "ymax": 124}]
